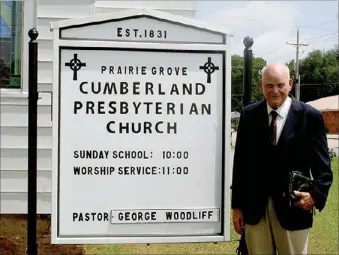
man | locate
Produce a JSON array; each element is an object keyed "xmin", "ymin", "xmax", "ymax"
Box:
[{"xmin": 231, "ymin": 63, "xmax": 333, "ymax": 254}]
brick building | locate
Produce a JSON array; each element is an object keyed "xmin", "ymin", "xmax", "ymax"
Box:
[{"xmin": 306, "ymin": 95, "xmax": 339, "ymax": 134}]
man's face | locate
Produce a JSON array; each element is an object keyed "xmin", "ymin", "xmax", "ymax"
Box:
[{"xmin": 260, "ymin": 69, "xmax": 293, "ymax": 109}]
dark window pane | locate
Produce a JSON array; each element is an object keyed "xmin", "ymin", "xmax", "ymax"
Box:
[{"xmin": 0, "ymin": 1, "xmax": 23, "ymax": 89}]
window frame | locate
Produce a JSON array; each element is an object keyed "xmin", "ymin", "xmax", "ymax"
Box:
[{"xmin": 0, "ymin": 0, "xmax": 36, "ymax": 98}]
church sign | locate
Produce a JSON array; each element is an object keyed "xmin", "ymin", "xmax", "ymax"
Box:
[{"xmin": 50, "ymin": 9, "xmax": 232, "ymax": 244}]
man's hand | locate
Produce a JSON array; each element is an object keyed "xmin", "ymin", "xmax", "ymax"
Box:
[
  {"xmin": 294, "ymin": 191, "xmax": 315, "ymax": 211},
  {"xmin": 232, "ymin": 208, "xmax": 244, "ymax": 234}
]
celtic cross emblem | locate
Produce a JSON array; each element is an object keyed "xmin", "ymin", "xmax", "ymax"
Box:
[
  {"xmin": 199, "ymin": 57, "xmax": 219, "ymax": 83},
  {"xmin": 65, "ymin": 53, "xmax": 86, "ymax": 81}
]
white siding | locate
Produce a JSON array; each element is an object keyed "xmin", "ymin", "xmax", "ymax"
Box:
[
  {"xmin": 0, "ymin": 0, "xmax": 93, "ymax": 214},
  {"xmin": 0, "ymin": 0, "xmax": 197, "ymax": 214}
]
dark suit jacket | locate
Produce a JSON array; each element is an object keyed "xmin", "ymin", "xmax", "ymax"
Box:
[{"xmin": 231, "ymin": 96, "xmax": 333, "ymax": 231}]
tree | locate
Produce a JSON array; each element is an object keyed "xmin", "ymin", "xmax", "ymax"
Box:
[
  {"xmin": 287, "ymin": 46, "xmax": 339, "ymax": 102},
  {"xmin": 231, "ymin": 54, "xmax": 266, "ymax": 112}
]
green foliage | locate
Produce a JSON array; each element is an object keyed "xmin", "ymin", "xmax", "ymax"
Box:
[
  {"xmin": 231, "ymin": 54, "xmax": 266, "ymax": 112},
  {"xmin": 232, "ymin": 45, "xmax": 339, "ymax": 112},
  {"xmin": 287, "ymin": 45, "xmax": 339, "ymax": 102}
]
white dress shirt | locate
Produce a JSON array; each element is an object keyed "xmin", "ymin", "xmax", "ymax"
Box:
[{"xmin": 267, "ymin": 96, "xmax": 292, "ymax": 143}]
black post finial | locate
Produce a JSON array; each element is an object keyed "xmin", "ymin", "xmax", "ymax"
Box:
[
  {"xmin": 243, "ymin": 36, "xmax": 254, "ymax": 50},
  {"xmin": 242, "ymin": 36, "xmax": 254, "ymax": 107},
  {"xmin": 28, "ymin": 28, "xmax": 39, "ymax": 41}
]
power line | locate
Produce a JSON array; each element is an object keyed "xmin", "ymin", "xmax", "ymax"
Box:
[
  {"xmin": 296, "ymin": 26, "xmax": 337, "ymax": 32},
  {"xmin": 302, "ymin": 32, "xmax": 338, "ymax": 41},
  {"xmin": 300, "ymin": 19, "xmax": 337, "ymax": 28}
]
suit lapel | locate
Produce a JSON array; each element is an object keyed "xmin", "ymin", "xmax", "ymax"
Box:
[
  {"xmin": 277, "ymin": 97, "xmax": 303, "ymax": 147},
  {"xmin": 257, "ymin": 100, "xmax": 271, "ymax": 145}
]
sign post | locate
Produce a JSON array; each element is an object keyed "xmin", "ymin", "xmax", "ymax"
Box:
[
  {"xmin": 50, "ymin": 9, "xmax": 232, "ymax": 244},
  {"xmin": 27, "ymin": 28, "xmax": 39, "ymax": 255}
]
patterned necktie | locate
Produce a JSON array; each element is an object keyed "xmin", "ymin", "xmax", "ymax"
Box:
[{"xmin": 270, "ymin": 111, "xmax": 278, "ymax": 145}]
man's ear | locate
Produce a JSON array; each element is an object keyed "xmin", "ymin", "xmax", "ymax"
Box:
[
  {"xmin": 289, "ymin": 78, "xmax": 293, "ymax": 92},
  {"xmin": 259, "ymin": 79, "xmax": 263, "ymax": 92}
]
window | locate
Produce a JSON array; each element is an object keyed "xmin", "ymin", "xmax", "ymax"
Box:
[{"xmin": 0, "ymin": 1, "xmax": 23, "ymax": 89}]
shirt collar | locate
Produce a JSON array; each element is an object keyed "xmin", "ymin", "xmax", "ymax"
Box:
[{"xmin": 267, "ymin": 96, "xmax": 291, "ymax": 118}]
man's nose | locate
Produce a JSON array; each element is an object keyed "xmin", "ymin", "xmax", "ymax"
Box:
[{"xmin": 272, "ymin": 85, "xmax": 279, "ymax": 93}]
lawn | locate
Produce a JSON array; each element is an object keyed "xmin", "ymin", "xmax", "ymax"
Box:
[{"xmin": 87, "ymin": 157, "xmax": 339, "ymax": 254}]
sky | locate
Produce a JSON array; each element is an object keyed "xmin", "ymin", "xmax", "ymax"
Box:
[{"xmin": 195, "ymin": 0, "xmax": 339, "ymax": 64}]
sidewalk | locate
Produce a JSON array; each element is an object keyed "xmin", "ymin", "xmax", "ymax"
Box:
[{"xmin": 327, "ymin": 134, "xmax": 339, "ymax": 155}]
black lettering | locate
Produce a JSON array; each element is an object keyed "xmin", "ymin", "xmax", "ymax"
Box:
[
  {"xmin": 106, "ymin": 121, "xmax": 115, "ymax": 133},
  {"xmin": 145, "ymin": 82, "xmax": 154, "ymax": 95},
  {"xmin": 144, "ymin": 122, "xmax": 152, "ymax": 133},
  {"xmin": 117, "ymin": 67, "xmax": 122, "ymax": 74},
  {"xmin": 120, "ymin": 82, "xmax": 128, "ymax": 94},
  {"xmin": 73, "ymin": 213, "xmax": 78, "ymax": 221},
  {"xmin": 125, "ymin": 28, "xmax": 130, "ymax": 37},
  {"xmin": 133, "ymin": 102, "xmax": 141, "ymax": 114},
  {"xmin": 155, "ymin": 121, "xmax": 163, "ymax": 133},
  {"xmin": 74, "ymin": 101, "xmax": 82, "ymax": 114},
  {"xmin": 74, "ymin": 167, "xmax": 80, "ymax": 175},
  {"xmin": 98, "ymin": 101, "xmax": 105, "ymax": 114},
  {"xmin": 133, "ymin": 82, "xmax": 140, "ymax": 95},
  {"xmin": 167, "ymin": 67, "xmax": 172, "ymax": 75},
  {"xmin": 166, "ymin": 212, "xmax": 172, "ymax": 220},
  {"xmin": 159, "ymin": 67, "xmax": 164, "ymax": 75},
  {"xmin": 196, "ymin": 83, "xmax": 205, "ymax": 95},
  {"xmin": 168, "ymin": 122, "xmax": 177, "ymax": 134},
  {"xmin": 103, "ymin": 82, "xmax": 117, "ymax": 94},
  {"xmin": 72, "ymin": 212, "xmax": 109, "ymax": 222},
  {"xmin": 155, "ymin": 102, "xmax": 162, "ymax": 114},
  {"xmin": 141, "ymin": 66, "xmax": 146, "ymax": 75},
  {"xmin": 117, "ymin": 211, "xmax": 157, "ymax": 221},
  {"xmin": 117, "ymin": 27, "xmax": 122, "ymax": 37},
  {"xmin": 189, "ymin": 103, "xmax": 198, "ymax": 115},
  {"xmin": 79, "ymin": 81, "xmax": 88, "ymax": 94},
  {"xmin": 101, "ymin": 66, "xmax": 106, "ymax": 73},
  {"xmin": 170, "ymin": 84, "xmax": 179, "ymax": 95},
  {"xmin": 180, "ymin": 103, "xmax": 184, "ymax": 114},
  {"xmin": 144, "ymin": 102, "xmax": 152, "ymax": 114},
  {"xmin": 167, "ymin": 103, "xmax": 175, "ymax": 114},
  {"xmin": 182, "ymin": 67, "xmax": 187, "ymax": 75},
  {"xmin": 86, "ymin": 101, "xmax": 95, "ymax": 114},
  {"xmin": 108, "ymin": 101, "xmax": 116, "ymax": 114},
  {"xmin": 120, "ymin": 121, "xmax": 129, "ymax": 133},
  {"xmin": 121, "ymin": 102, "xmax": 128, "ymax": 114},
  {"xmin": 202, "ymin": 104, "xmax": 211, "ymax": 115},
  {"xmin": 118, "ymin": 213, "xmax": 124, "ymax": 220},
  {"xmin": 158, "ymin": 83, "xmax": 165, "ymax": 95},
  {"xmin": 131, "ymin": 123, "xmax": 141, "ymax": 133},
  {"xmin": 182, "ymin": 83, "xmax": 193, "ymax": 95}
]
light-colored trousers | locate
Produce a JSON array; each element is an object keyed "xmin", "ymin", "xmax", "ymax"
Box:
[{"xmin": 245, "ymin": 198, "xmax": 309, "ymax": 255}]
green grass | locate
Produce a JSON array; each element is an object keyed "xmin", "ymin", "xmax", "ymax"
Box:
[{"xmin": 87, "ymin": 157, "xmax": 339, "ymax": 254}]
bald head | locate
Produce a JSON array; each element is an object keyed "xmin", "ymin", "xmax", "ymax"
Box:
[
  {"xmin": 261, "ymin": 63, "xmax": 290, "ymax": 80},
  {"xmin": 259, "ymin": 63, "xmax": 293, "ymax": 109}
]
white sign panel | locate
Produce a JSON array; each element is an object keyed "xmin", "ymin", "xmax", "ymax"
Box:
[
  {"xmin": 51, "ymin": 9, "xmax": 231, "ymax": 245},
  {"xmin": 60, "ymin": 16, "xmax": 225, "ymax": 44}
]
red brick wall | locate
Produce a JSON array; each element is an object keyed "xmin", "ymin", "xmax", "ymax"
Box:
[{"xmin": 322, "ymin": 111, "xmax": 339, "ymax": 134}]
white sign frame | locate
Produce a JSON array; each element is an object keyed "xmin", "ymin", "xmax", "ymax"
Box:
[{"xmin": 50, "ymin": 9, "xmax": 232, "ymax": 245}]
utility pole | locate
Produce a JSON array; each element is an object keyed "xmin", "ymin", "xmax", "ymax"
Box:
[{"xmin": 286, "ymin": 29, "xmax": 308, "ymax": 101}]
